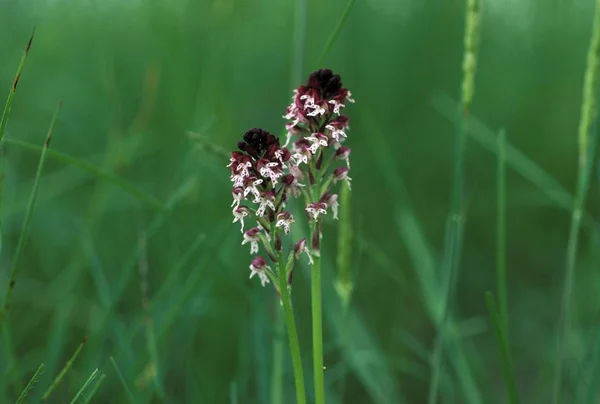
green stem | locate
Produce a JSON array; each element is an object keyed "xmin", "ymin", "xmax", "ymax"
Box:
[
  {"xmin": 278, "ymin": 258, "xmax": 306, "ymax": 404},
  {"xmin": 270, "ymin": 301, "xmax": 284, "ymax": 404},
  {"xmin": 497, "ymin": 129, "xmax": 508, "ymax": 334},
  {"xmin": 311, "ymin": 224, "xmax": 325, "ymax": 404},
  {"xmin": 553, "ymin": 1, "xmax": 600, "ymax": 401}
]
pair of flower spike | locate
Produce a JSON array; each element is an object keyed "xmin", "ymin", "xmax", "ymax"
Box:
[{"xmin": 228, "ymin": 68, "xmax": 354, "ymax": 291}]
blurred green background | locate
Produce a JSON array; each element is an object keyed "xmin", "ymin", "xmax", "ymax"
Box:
[{"xmin": 1, "ymin": 0, "xmax": 600, "ymax": 402}]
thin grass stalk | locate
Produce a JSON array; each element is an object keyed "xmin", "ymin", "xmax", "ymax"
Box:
[
  {"xmin": 82, "ymin": 373, "xmax": 107, "ymax": 404},
  {"xmin": 335, "ymin": 181, "xmax": 353, "ymax": 310},
  {"xmin": 110, "ymin": 356, "xmax": 138, "ymax": 404},
  {"xmin": 15, "ymin": 363, "xmax": 45, "ymax": 404},
  {"xmin": 310, "ymin": 233, "xmax": 325, "ymax": 404},
  {"xmin": 484, "ymin": 292, "xmax": 520, "ymax": 404},
  {"xmin": 291, "ymin": 0, "xmax": 307, "ymax": 85},
  {"xmin": 3, "ymin": 321, "xmax": 22, "ymax": 397},
  {"xmin": 69, "ymin": 369, "xmax": 99, "ymax": 404},
  {"xmin": 428, "ymin": 1, "xmax": 481, "ymax": 402},
  {"xmin": 0, "ymin": 28, "xmax": 34, "ymax": 143},
  {"xmin": 270, "ymin": 304, "xmax": 284, "ymax": 404},
  {"xmin": 334, "ymin": 181, "xmax": 352, "ymax": 401},
  {"xmin": 553, "ymin": 2, "xmax": 600, "ymax": 402},
  {"xmin": 496, "ymin": 129, "xmax": 508, "ymax": 334},
  {"xmin": 278, "ymin": 255, "xmax": 307, "ymax": 404},
  {"xmin": 316, "ymin": 0, "xmax": 356, "ymax": 66},
  {"xmin": 137, "ymin": 230, "xmax": 164, "ymax": 400},
  {"xmin": 583, "ymin": 323, "xmax": 600, "ymax": 404},
  {"xmin": 41, "ymin": 336, "xmax": 88, "ymax": 401},
  {"xmin": 0, "ymin": 101, "xmax": 62, "ymax": 335}
]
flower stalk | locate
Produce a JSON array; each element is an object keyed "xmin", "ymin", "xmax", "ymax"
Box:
[{"xmin": 228, "ymin": 68, "xmax": 354, "ymax": 403}]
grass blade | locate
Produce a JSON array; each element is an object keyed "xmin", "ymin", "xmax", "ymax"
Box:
[
  {"xmin": 110, "ymin": 356, "xmax": 138, "ymax": 404},
  {"xmin": 484, "ymin": 292, "xmax": 520, "ymax": 404},
  {"xmin": 270, "ymin": 302, "xmax": 284, "ymax": 404},
  {"xmin": 15, "ymin": 363, "xmax": 45, "ymax": 404},
  {"xmin": 553, "ymin": 1, "xmax": 600, "ymax": 401},
  {"xmin": 0, "ymin": 101, "xmax": 62, "ymax": 334},
  {"xmin": 42, "ymin": 336, "xmax": 88, "ymax": 401},
  {"xmin": 334, "ymin": 180, "xmax": 353, "ymax": 401},
  {"xmin": 70, "ymin": 369, "xmax": 99, "ymax": 404},
  {"xmin": 0, "ymin": 27, "xmax": 34, "ymax": 142},
  {"xmin": 431, "ymin": 93, "xmax": 579, "ymax": 217},
  {"xmin": 291, "ymin": 0, "xmax": 307, "ymax": 84},
  {"xmin": 316, "ymin": 0, "xmax": 356, "ymax": 65},
  {"xmin": 4, "ymin": 138, "xmax": 167, "ymax": 212},
  {"xmin": 429, "ymin": 0, "xmax": 481, "ymax": 402},
  {"xmin": 82, "ymin": 373, "xmax": 107, "ymax": 404},
  {"xmin": 496, "ymin": 129, "xmax": 509, "ymax": 335},
  {"xmin": 335, "ymin": 181, "xmax": 353, "ymax": 310},
  {"xmin": 137, "ymin": 230, "xmax": 164, "ymax": 400}
]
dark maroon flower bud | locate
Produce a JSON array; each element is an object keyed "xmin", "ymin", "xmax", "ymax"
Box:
[
  {"xmin": 333, "ymin": 166, "xmax": 352, "ymax": 190},
  {"xmin": 282, "ymin": 173, "xmax": 303, "ymax": 199},
  {"xmin": 242, "ymin": 227, "xmax": 262, "ymax": 254},
  {"xmin": 333, "ymin": 115, "xmax": 349, "ymax": 127},
  {"xmin": 294, "ymin": 238, "xmax": 306, "ymax": 256},
  {"xmin": 333, "ymin": 166, "xmax": 349, "ymax": 180},
  {"xmin": 307, "ymin": 69, "xmax": 343, "ymax": 100},
  {"xmin": 232, "ymin": 186, "xmax": 244, "ymax": 208},
  {"xmin": 294, "ymin": 238, "xmax": 314, "ymax": 264},
  {"xmin": 319, "ymin": 193, "xmax": 339, "ymax": 219},
  {"xmin": 249, "ymin": 256, "xmax": 270, "ymax": 287},
  {"xmin": 275, "ymin": 233, "xmax": 282, "ymax": 251},
  {"xmin": 237, "ymin": 141, "xmax": 258, "ymax": 158},
  {"xmin": 239, "ymin": 128, "xmax": 279, "ymax": 158},
  {"xmin": 282, "ymin": 174, "xmax": 296, "ymax": 187},
  {"xmin": 334, "ymin": 146, "xmax": 351, "ymax": 163},
  {"xmin": 279, "ymin": 148, "xmax": 291, "ymax": 162}
]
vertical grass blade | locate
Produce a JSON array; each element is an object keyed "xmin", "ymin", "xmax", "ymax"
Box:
[
  {"xmin": 334, "ymin": 181, "xmax": 352, "ymax": 402},
  {"xmin": 335, "ymin": 181, "xmax": 353, "ymax": 310},
  {"xmin": 15, "ymin": 363, "xmax": 45, "ymax": 404},
  {"xmin": 270, "ymin": 303, "xmax": 284, "ymax": 404},
  {"xmin": 291, "ymin": 0, "xmax": 307, "ymax": 84},
  {"xmin": 553, "ymin": 1, "xmax": 600, "ymax": 401},
  {"xmin": 41, "ymin": 335, "xmax": 88, "ymax": 401},
  {"xmin": 70, "ymin": 368, "xmax": 99, "ymax": 404},
  {"xmin": 484, "ymin": 292, "xmax": 520, "ymax": 404},
  {"xmin": 428, "ymin": 0, "xmax": 481, "ymax": 402},
  {"xmin": 0, "ymin": 27, "xmax": 34, "ymax": 142},
  {"xmin": 110, "ymin": 356, "xmax": 138, "ymax": 404},
  {"xmin": 316, "ymin": 0, "xmax": 356, "ymax": 65},
  {"xmin": 0, "ymin": 100, "xmax": 62, "ymax": 334},
  {"xmin": 137, "ymin": 230, "xmax": 164, "ymax": 400},
  {"xmin": 496, "ymin": 129, "xmax": 508, "ymax": 334}
]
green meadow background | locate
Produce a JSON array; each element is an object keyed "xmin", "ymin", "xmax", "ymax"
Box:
[{"xmin": 1, "ymin": 0, "xmax": 599, "ymax": 402}]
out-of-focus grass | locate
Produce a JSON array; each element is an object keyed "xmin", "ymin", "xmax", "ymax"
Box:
[{"xmin": 0, "ymin": 0, "xmax": 599, "ymax": 402}]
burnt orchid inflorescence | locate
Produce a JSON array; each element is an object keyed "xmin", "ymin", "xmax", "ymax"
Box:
[{"xmin": 228, "ymin": 68, "xmax": 354, "ymax": 290}]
